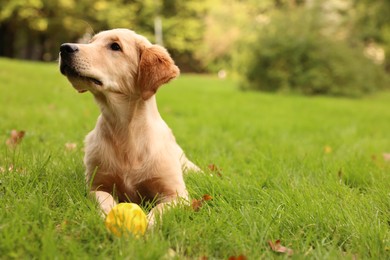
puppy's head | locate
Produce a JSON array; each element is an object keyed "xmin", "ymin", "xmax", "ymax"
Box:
[{"xmin": 59, "ymin": 29, "xmax": 179, "ymax": 100}]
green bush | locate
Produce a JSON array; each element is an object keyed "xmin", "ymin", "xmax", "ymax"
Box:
[{"xmin": 238, "ymin": 9, "xmax": 389, "ymax": 97}]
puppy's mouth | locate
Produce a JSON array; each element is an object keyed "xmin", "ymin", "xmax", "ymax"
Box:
[{"xmin": 60, "ymin": 63, "xmax": 103, "ymax": 92}]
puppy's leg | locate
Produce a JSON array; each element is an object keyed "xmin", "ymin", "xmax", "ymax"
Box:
[
  {"xmin": 147, "ymin": 181, "xmax": 190, "ymax": 228},
  {"xmin": 180, "ymin": 154, "xmax": 201, "ymax": 173},
  {"xmin": 147, "ymin": 195, "xmax": 188, "ymax": 228},
  {"xmin": 91, "ymin": 190, "xmax": 117, "ymax": 216}
]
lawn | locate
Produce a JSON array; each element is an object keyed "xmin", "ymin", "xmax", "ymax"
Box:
[{"xmin": 0, "ymin": 57, "xmax": 389, "ymax": 259}]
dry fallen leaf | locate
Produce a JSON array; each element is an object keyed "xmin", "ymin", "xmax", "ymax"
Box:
[
  {"xmin": 383, "ymin": 153, "xmax": 390, "ymax": 162},
  {"xmin": 6, "ymin": 130, "xmax": 25, "ymax": 147},
  {"xmin": 324, "ymin": 145, "xmax": 332, "ymax": 154},
  {"xmin": 208, "ymin": 164, "xmax": 218, "ymax": 171},
  {"xmin": 192, "ymin": 199, "xmax": 203, "ymax": 212},
  {"xmin": 268, "ymin": 240, "xmax": 294, "ymax": 256},
  {"xmin": 341, "ymin": 251, "xmax": 359, "ymax": 260},
  {"xmin": 65, "ymin": 142, "xmax": 77, "ymax": 151},
  {"xmin": 48, "ymin": 104, "xmax": 56, "ymax": 110},
  {"xmin": 163, "ymin": 248, "xmax": 177, "ymax": 259},
  {"xmin": 338, "ymin": 168, "xmax": 343, "ymax": 179},
  {"xmin": 56, "ymin": 220, "xmax": 69, "ymax": 232},
  {"xmin": 0, "ymin": 165, "xmax": 23, "ymax": 174},
  {"xmin": 191, "ymin": 194, "xmax": 213, "ymax": 211},
  {"xmin": 207, "ymin": 164, "xmax": 223, "ymax": 177},
  {"xmin": 228, "ymin": 255, "xmax": 247, "ymax": 260},
  {"xmin": 202, "ymin": 194, "xmax": 213, "ymax": 201}
]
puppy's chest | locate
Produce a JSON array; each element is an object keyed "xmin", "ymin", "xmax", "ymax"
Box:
[
  {"xmin": 99, "ymin": 143, "xmax": 160, "ymax": 200},
  {"xmin": 106, "ymin": 143, "xmax": 148, "ymax": 172},
  {"xmin": 89, "ymin": 124, "xmax": 173, "ymax": 181}
]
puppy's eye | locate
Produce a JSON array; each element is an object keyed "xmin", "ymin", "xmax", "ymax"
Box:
[{"xmin": 110, "ymin": 43, "xmax": 121, "ymax": 51}]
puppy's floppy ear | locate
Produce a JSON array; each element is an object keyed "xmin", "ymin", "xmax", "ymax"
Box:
[{"xmin": 137, "ymin": 45, "xmax": 180, "ymax": 100}]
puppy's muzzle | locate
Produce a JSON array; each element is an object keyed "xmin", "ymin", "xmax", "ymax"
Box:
[
  {"xmin": 60, "ymin": 43, "xmax": 79, "ymax": 56},
  {"xmin": 59, "ymin": 43, "xmax": 79, "ymax": 75},
  {"xmin": 59, "ymin": 43, "xmax": 103, "ymax": 89}
]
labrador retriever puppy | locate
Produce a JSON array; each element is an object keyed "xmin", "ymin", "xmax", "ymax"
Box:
[{"xmin": 59, "ymin": 28, "xmax": 200, "ymax": 225}]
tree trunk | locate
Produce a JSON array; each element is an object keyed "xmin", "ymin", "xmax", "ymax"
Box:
[
  {"xmin": 38, "ymin": 33, "xmax": 47, "ymax": 61},
  {"xmin": 0, "ymin": 22, "xmax": 16, "ymax": 58}
]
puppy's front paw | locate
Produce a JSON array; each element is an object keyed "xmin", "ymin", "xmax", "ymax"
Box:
[
  {"xmin": 147, "ymin": 205, "xmax": 165, "ymax": 230},
  {"xmin": 147, "ymin": 213, "xmax": 156, "ymax": 230}
]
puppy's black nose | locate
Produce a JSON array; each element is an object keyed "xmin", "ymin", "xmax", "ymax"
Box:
[{"xmin": 60, "ymin": 43, "xmax": 79, "ymax": 54}]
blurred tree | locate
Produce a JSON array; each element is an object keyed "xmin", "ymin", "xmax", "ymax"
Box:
[
  {"xmin": 0, "ymin": 0, "xmax": 208, "ymax": 70},
  {"xmin": 196, "ymin": 0, "xmax": 308, "ymax": 72},
  {"xmin": 352, "ymin": 0, "xmax": 390, "ymax": 71},
  {"xmin": 159, "ymin": 0, "xmax": 208, "ymax": 71},
  {"xmin": 0, "ymin": 0, "xmax": 99, "ymax": 60},
  {"xmin": 0, "ymin": 0, "xmax": 43, "ymax": 58},
  {"xmin": 196, "ymin": 0, "xmax": 252, "ymax": 72},
  {"xmin": 1, "ymin": 0, "xmax": 389, "ymax": 75},
  {"xmin": 236, "ymin": 6, "xmax": 389, "ymax": 97}
]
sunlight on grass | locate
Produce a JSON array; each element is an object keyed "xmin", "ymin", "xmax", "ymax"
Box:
[{"xmin": 0, "ymin": 58, "xmax": 389, "ymax": 259}]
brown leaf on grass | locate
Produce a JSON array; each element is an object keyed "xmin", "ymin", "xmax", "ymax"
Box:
[
  {"xmin": 341, "ymin": 251, "xmax": 359, "ymax": 260},
  {"xmin": 338, "ymin": 168, "xmax": 343, "ymax": 179},
  {"xmin": 164, "ymin": 248, "xmax": 177, "ymax": 259},
  {"xmin": 6, "ymin": 130, "xmax": 25, "ymax": 147},
  {"xmin": 192, "ymin": 199, "xmax": 203, "ymax": 212},
  {"xmin": 192, "ymin": 194, "xmax": 213, "ymax": 211},
  {"xmin": 268, "ymin": 240, "xmax": 294, "ymax": 256},
  {"xmin": 383, "ymin": 153, "xmax": 390, "ymax": 162},
  {"xmin": 65, "ymin": 142, "xmax": 77, "ymax": 151},
  {"xmin": 228, "ymin": 255, "xmax": 247, "ymax": 260},
  {"xmin": 207, "ymin": 164, "xmax": 223, "ymax": 177},
  {"xmin": 202, "ymin": 194, "xmax": 213, "ymax": 201},
  {"xmin": 55, "ymin": 220, "xmax": 69, "ymax": 232},
  {"xmin": 324, "ymin": 145, "xmax": 332, "ymax": 154},
  {"xmin": 0, "ymin": 165, "xmax": 25, "ymax": 174},
  {"xmin": 208, "ymin": 164, "xmax": 218, "ymax": 171},
  {"xmin": 48, "ymin": 104, "xmax": 57, "ymax": 110}
]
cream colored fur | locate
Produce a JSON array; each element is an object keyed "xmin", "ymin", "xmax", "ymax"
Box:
[{"xmin": 59, "ymin": 29, "xmax": 200, "ymax": 226}]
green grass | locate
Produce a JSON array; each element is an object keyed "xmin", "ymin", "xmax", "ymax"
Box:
[{"xmin": 1, "ymin": 57, "xmax": 389, "ymax": 259}]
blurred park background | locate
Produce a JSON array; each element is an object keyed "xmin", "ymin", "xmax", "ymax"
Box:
[{"xmin": 1, "ymin": 0, "xmax": 389, "ymax": 97}]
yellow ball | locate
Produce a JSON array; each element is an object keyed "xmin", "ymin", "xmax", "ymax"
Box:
[{"xmin": 105, "ymin": 203, "xmax": 147, "ymax": 237}]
